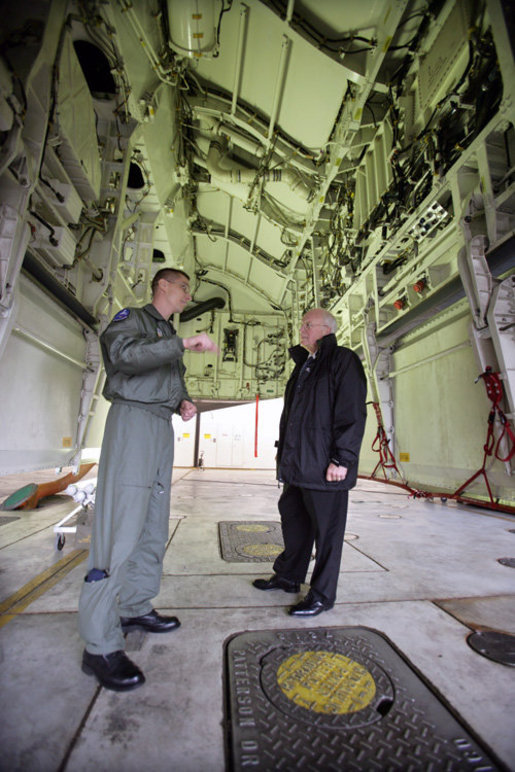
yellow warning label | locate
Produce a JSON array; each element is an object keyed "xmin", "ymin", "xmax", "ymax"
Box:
[
  {"xmin": 399, "ymin": 452, "xmax": 410, "ymax": 462},
  {"xmin": 182, "ymin": 433, "xmax": 190, "ymax": 438},
  {"xmin": 62, "ymin": 437, "xmax": 72, "ymax": 448},
  {"xmin": 277, "ymin": 651, "xmax": 376, "ymax": 714},
  {"xmin": 204, "ymin": 434, "xmax": 211, "ymax": 439}
]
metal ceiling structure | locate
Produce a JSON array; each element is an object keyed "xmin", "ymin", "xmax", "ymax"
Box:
[{"xmin": 0, "ymin": 0, "xmax": 514, "ymax": 504}]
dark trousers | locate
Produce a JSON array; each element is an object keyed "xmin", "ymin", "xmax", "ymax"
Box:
[{"xmin": 273, "ymin": 484, "xmax": 349, "ymax": 605}]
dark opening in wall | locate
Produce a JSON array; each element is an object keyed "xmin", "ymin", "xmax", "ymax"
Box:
[
  {"xmin": 153, "ymin": 249, "xmax": 166, "ymax": 263},
  {"xmin": 73, "ymin": 40, "xmax": 116, "ymax": 99},
  {"xmin": 128, "ymin": 162, "xmax": 145, "ymax": 189}
]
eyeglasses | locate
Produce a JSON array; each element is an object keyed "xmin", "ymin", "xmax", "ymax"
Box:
[
  {"xmin": 300, "ymin": 322, "xmax": 330, "ymax": 330},
  {"xmin": 166, "ymin": 280, "xmax": 190, "ymax": 293}
]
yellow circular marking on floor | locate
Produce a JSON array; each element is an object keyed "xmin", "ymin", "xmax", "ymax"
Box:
[
  {"xmin": 236, "ymin": 524, "xmax": 271, "ymax": 532},
  {"xmin": 277, "ymin": 651, "xmax": 376, "ymax": 714},
  {"xmin": 241, "ymin": 543, "xmax": 282, "ymax": 557}
]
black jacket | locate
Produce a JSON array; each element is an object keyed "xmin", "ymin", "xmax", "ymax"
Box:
[{"xmin": 277, "ymin": 334, "xmax": 367, "ymax": 491}]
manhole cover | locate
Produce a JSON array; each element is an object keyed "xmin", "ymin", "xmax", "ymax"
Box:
[
  {"xmin": 467, "ymin": 631, "xmax": 515, "ymax": 666},
  {"xmin": 225, "ymin": 628, "xmax": 500, "ymax": 771},
  {"xmin": 260, "ymin": 647, "xmax": 393, "ymax": 730},
  {"xmin": 219, "ymin": 521, "xmax": 283, "ymax": 562}
]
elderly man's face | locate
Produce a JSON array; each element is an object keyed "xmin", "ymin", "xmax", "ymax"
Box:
[{"xmin": 299, "ymin": 310, "xmax": 331, "ymax": 353}]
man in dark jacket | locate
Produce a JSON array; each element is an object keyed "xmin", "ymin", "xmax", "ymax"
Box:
[
  {"xmin": 253, "ymin": 308, "xmax": 367, "ymax": 616},
  {"xmin": 78, "ymin": 268, "xmax": 218, "ymax": 691}
]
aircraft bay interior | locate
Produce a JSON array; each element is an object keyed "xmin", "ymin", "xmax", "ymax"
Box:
[{"xmin": 0, "ymin": 0, "xmax": 514, "ymax": 508}]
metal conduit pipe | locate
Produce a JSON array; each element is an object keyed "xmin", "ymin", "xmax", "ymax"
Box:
[
  {"xmin": 192, "ymin": 159, "xmax": 305, "ymax": 236},
  {"xmin": 219, "ymin": 124, "xmax": 265, "ymax": 158},
  {"xmin": 206, "ymin": 142, "xmax": 312, "ymax": 200},
  {"xmin": 231, "ymin": 3, "xmax": 248, "ymax": 115},
  {"xmin": 22, "ymin": 252, "xmax": 97, "ymax": 329},
  {"xmin": 196, "ymin": 108, "xmax": 315, "ymax": 176},
  {"xmin": 179, "ymin": 296, "xmax": 226, "ymax": 323},
  {"xmin": 268, "ymin": 35, "xmax": 290, "ymax": 141},
  {"xmin": 118, "ymin": 0, "xmax": 175, "ymax": 84},
  {"xmin": 387, "ymin": 342, "xmax": 472, "ymax": 378},
  {"xmin": 12, "ymin": 326, "xmax": 88, "ymax": 369}
]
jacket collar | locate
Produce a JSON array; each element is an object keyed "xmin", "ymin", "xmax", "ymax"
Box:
[
  {"xmin": 289, "ymin": 333, "xmax": 337, "ymax": 365},
  {"xmin": 144, "ymin": 303, "xmax": 167, "ymax": 320},
  {"xmin": 144, "ymin": 303, "xmax": 176, "ymax": 331}
]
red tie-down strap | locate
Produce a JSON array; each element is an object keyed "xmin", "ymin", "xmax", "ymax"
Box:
[{"xmin": 478, "ymin": 368, "xmax": 515, "ymax": 463}]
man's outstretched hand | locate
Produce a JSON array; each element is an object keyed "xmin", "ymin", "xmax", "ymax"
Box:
[{"xmin": 182, "ymin": 332, "xmax": 219, "ymax": 353}]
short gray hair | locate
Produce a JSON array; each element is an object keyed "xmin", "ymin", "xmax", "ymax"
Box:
[{"xmin": 319, "ymin": 309, "xmax": 337, "ymax": 333}]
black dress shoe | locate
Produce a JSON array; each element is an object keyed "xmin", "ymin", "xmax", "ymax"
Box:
[
  {"xmin": 120, "ymin": 609, "xmax": 181, "ymax": 633},
  {"xmin": 82, "ymin": 650, "xmax": 145, "ymax": 691},
  {"xmin": 253, "ymin": 575, "xmax": 300, "ymax": 593},
  {"xmin": 288, "ymin": 593, "xmax": 333, "ymax": 617}
]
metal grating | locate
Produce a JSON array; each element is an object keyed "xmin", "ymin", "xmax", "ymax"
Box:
[
  {"xmin": 219, "ymin": 521, "xmax": 283, "ymax": 563},
  {"xmin": 225, "ymin": 627, "xmax": 500, "ymax": 771}
]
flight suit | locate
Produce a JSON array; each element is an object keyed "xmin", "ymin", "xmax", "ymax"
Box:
[{"xmin": 78, "ymin": 304, "xmax": 190, "ymax": 655}]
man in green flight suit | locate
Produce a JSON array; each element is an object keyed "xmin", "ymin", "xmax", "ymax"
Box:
[{"xmin": 78, "ymin": 268, "xmax": 218, "ymax": 691}]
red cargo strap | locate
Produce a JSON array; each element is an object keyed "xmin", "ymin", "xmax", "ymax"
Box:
[
  {"xmin": 454, "ymin": 367, "xmax": 515, "ymax": 502},
  {"xmin": 478, "ymin": 368, "xmax": 515, "ymax": 463},
  {"xmin": 369, "ymin": 402, "xmax": 404, "ymax": 479}
]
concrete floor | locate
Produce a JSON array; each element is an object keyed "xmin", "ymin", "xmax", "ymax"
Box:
[{"xmin": 0, "ymin": 467, "xmax": 514, "ymax": 771}]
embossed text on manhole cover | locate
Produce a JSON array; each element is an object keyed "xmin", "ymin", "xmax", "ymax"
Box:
[{"xmin": 225, "ymin": 627, "xmax": 501, "ymax": 771}]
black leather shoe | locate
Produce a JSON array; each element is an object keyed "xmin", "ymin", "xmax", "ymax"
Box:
[
  {"xmin": 253, "ymin": 575, "xmax": 300, "ymax": 593},
  {"xmin": 120, "ymin": 609, "xmax": 181, "ymax": 633},
  {"xmin": 288, "ymin": 593, "xmax": 333, "ymax": 616},
  {"xmin": 82, "ymin": 650, "xmax": 145, "ymax": 691}
]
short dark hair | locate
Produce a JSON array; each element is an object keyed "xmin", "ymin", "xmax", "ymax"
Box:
[{"xmin": 151, "ymin": 268, "xmax": 190, "ymax": 295}]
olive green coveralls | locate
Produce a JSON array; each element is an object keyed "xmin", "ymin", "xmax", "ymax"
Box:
[{"xmin": 78, "ymin": 304, "xmax": 190, "ymax": 655}]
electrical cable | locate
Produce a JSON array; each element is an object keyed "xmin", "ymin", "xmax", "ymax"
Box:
[
  {"xmin": 29, "ymin": 210, "xmax": 58, "ymax": 245},
  {"xmin": 39, "ymin": 175, "xmax": 65, "ymax": 202},
  {"xmin": 198, "ymin": 275, "xmax": 235, "ymax": 322},
  {"xmin": 214, "ymin": 0, "xmax": 234, "ymax": 55}
]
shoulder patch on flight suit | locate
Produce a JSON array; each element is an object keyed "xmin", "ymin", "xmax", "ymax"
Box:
[{"xmin": 113, "ymin": 308, "xmax": 130, "ymax": 321}]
